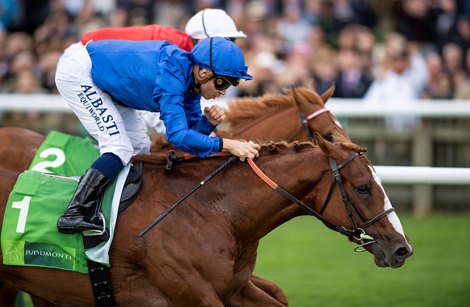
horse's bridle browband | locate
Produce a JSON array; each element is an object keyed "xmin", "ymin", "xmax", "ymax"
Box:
[
  {"xmin": 247, "ymin": 152, "xmax": 395, "ymax": 248},
  {"xmin": 299, "ymin": 108, "xmax": 330, "ymax": 141}
]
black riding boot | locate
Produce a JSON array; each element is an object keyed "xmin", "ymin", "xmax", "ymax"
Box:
[{"xmin": 57, "ymin": 168, "xmax": 110, "ymax": 234}]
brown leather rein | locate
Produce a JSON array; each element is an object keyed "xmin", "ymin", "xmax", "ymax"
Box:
[
  {"xmin": 247, "ymin": 152, "xmax": 395, "ymax": 251},
  {"xmin": 139, "ymin": 145, "xmax": 394, "ymax": 252}
]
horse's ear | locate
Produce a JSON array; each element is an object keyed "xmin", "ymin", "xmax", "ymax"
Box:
[
  {"xmin": 321, "ymin": 82, "xmax": 336, "ymax": 104},
  {"xmin": 315, "ymin": 131, "xmax": 334, "ymax": 156},
  {"xmin": 289, "ymin": 86, "xmax": 302, "ymax": 108},
  {"xmin": 289, "ymin": 86, "xmax": 324, "ymax": 108},
  {"xmin": 317, "ymin": 128, "xmax": 351, "ymax": 159}
]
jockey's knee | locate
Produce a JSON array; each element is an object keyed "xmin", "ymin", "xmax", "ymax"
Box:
[
  {"xmin": 107, "ymin": 145, "xmax": 134, "ymax": 166},
  {"xmin": 132, "ymin": 137, "xmax": 151, "ymax": 155}
]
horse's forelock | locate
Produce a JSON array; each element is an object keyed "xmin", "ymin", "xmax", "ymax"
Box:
[{"xmin": 339, "ymin": 142, "xmax": 368, "ymax": 153}]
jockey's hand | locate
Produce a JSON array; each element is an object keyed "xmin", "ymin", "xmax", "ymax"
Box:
[
  {"xmin": 223, "ymin": 139, "xmax": 260, "ymax": 161},
  {"xmin": 204, "ymin": 105, "xmax": 225, "ymax": 126}
]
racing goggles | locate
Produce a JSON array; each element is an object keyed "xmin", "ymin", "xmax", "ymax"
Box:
[{"xmin": 213, "ymin": 75, "xmax": 240, "ymax": 90}]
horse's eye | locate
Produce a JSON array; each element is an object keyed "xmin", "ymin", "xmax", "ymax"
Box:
[
  {"xmin": 323, "ymin": 133, "xmax": 333, "ymax": 142},
  {"xmin": 356, "ymin": 184, "xmax": 371, "ymax": 195}
]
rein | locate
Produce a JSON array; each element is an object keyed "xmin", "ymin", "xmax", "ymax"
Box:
[
  {"xmin": 138, "ymin": 154, "xmax": 237, "ymax": 237},
  {"xmin": 247, "ymin": 152, "xmax": 395, "ymax": 252}
]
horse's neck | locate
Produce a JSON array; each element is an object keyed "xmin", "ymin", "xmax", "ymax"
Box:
[
  {"xmin": 226, "ymin": 107, "xmax": 302, "ymax": 142},
  {"xmin": 134, "ymin": 149, "xmax": 327, "ymax": 243},
  {"xmin": 222, "ymin": 149, "xmax": 327, "ymax": 241}
]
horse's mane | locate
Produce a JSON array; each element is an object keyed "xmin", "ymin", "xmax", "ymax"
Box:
[
  {"xmin": 134, "ymin": 135, "xmax": 366, "ymax": 167},
  {"xmin": 259, "ymin": 139, "xmax": 366, "ymax": 156},
  {"xmin": 224, "ymin": 84, "xmax": 333, "ymax": 130},
  {"xmin": 258, "ymin": 141, "xmax": 315, "ymax": 155},
  {"xmin": 224, "ymin": 93, "xmax": 294, "ymax": 129},
  {"xmin": 132, "ymin": 141, "xmax": 317, "ymax": 167}
]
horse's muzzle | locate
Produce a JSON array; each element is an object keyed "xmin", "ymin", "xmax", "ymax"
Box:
[{"xmin": 372, "ymin": 241, "xmax": 413, "ymax": 268}]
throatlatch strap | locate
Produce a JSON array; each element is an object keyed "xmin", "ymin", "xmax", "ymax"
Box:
[{"xmin": 83, "ymin": 236, "xmax": 117, "ymax": 307}]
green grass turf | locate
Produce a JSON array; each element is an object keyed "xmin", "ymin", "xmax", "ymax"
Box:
[
  {"xmin": 17, "ymin": 213, "xmax": 470, "ymax": 306},
  {"xmin": 254, "ymin": 213, "xmax": 470, "ymax": 307}
]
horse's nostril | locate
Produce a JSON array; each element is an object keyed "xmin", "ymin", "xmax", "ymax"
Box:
[{"xmin": 393, "ymin": 247, "xmax": 411, "ymax": 261}]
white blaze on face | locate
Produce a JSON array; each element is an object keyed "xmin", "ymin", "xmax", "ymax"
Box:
[
  {"xmin": 334, "ymin": 119, "xmax": 343, "ymax": 128},
  {"xmin": 369, "ymin": 166, "xmax": 413, "ymax": 250}
]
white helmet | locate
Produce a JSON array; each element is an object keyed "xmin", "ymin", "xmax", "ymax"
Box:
[{"xmin": 185, "ymin": 9, "xmax": 247, "ymax": 40}]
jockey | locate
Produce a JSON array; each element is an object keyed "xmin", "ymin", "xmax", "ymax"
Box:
[
  {"xmin": 81, "ymin": 8, "xmax": 246, "ymax": 49},
  {"xmin": 55, "ymin": 37, "xmax": 260, "ymax": 234},
  {"xmin": 79, "ymin": 8, "xmax": 247, "ymax": 134}
]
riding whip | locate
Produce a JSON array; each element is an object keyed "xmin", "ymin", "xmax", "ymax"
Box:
[{"xmin": 138, "ymin": 155, "xmax": 238, "ymax": 237}]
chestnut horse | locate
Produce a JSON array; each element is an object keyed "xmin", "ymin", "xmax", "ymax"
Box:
[
  {"xmin": 0, "ymin": 133, "xmax": 412, "ymax": 305},
  {"xmin": 0, "ymin": 84, "xmax": 345, "ymax": 304},
  {"xmin": 220, "ymin": 84, "xmax": 346, "ymax": 143}
]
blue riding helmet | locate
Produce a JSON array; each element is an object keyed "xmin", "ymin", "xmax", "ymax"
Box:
[{"xmin": 190, "ymin": 37, "xmax": 253, "ymax": 80}]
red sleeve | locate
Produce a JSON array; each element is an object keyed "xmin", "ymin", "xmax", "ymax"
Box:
[
  {"xmin": 81, "ymin": 25, "xmax": 194, "ymax": 51},
  {"xmin": 152, "ymin": 26, "xmax": 194, "ymax": 52}
]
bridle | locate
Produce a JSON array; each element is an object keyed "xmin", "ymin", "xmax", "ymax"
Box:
[
  {"xmin": 299, "ymin": 108, "xmax": 330, "ymax": 141},
  {"xmin": 247, "ymin": 151, "xmax": 395, "ymax": 252},
  {"xmin": 299, "ymin": 107, "xmax": 331, "ymax": 143},
  {"xmin": 139, "ymin": 149, "xmax": 395, "ymax": 249},
  {"xmin": 229, "ymin": 105, "xmax": 331, "ymax": 142}
]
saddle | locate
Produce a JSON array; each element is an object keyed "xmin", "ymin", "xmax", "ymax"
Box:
[{"xmin": 84, "ymin": 162, "xmax": 143, "ymax": 243}]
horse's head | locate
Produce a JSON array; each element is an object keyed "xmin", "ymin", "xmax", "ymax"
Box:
[
  {"xmin": 286, "ymin": 84, "xmax": 350, "ymax": 143},
  {"xmin": 311, "ymin": 130, "xmax": 413, "ymax": 268}
]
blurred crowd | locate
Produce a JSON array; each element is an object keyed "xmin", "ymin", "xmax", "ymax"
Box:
[{"xmin": 1, "ymin": 0, "xmax": 470, "ymax": 102}]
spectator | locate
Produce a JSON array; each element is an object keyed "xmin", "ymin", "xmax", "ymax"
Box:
[
  {"xmin": 442, "ymin": 42, "xmax": 464, "ymax": 74},
  {"xmin": 38, "ymin": 50, "xmax": 61, "ymax": 93},
  {"xmin": 446, "ymin": 14, "xmax": 470, "ymax": 60},
  {"xmin": 393, "ymin": 0, "xmax": 437, "ymax": 44},
  {"xmin": 277, "ymin": 42, "xmax": 314, "ymax": 89},
  {"xmin": 434, "ymin": 0, "xmax": 458, "ymax": 51},
  {"xmin": 307, "ymin": 25, "xmax": 336, "ymax": 75},
  {"xmin": 364, "ymin": 33, "xmax": 428, "ymax": 130},
  {"xmin": 312, "ymin": 52, "xmax": 338, "ymax": 95},
  {"xmin": 276, "ymin": 3, "xmax": 311, "ymax": 48},
  {"xmin": 237, "ymin": 51, "xmax": 281, "ymax": 97},
  {"xmin": 333, "ymin": 48, "xmax": 373, "ymax": 98},
  {"xmin": 423, "ymin": 52, "xmax": 454, "ymax": 99}
]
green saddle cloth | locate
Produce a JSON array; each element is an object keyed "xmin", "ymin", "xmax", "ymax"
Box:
[
  {"xmin": 29, "ymin": 130, "xmax": 100, "ymax": 176},
  {"xmin": 1, "ymin": 131, "xmax": 129, "ymax": 273}
]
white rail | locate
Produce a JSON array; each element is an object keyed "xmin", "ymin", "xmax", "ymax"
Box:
[
  {"xmin": 1, "ymin": 94, "xmax": 469, "ymax": 186},
  {"xmin": 2, "ymin": 95, "xmax": 470, "ymax": 117},
  {"xmin": 375, "ymin": 166, "xmax": 470, "ymax": 185}
]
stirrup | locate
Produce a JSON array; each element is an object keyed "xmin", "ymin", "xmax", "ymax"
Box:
[{"xmin": 82, "ymin": 213, "xmax": 106, "ymax": 237}]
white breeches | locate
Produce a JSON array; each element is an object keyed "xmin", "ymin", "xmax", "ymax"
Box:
[{"xmin": 55, "ymin": 42, "xmax": 151, "ymax": 165}]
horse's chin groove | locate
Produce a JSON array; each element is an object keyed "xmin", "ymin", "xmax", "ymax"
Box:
[{"xmin": 370, "ymin": 242, "xmax": 394, "ymax": 268}]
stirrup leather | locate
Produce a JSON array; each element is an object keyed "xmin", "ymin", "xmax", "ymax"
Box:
[{"xmin": 82, "ymin": 213, "xmax": 106, "ymax": 237}]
